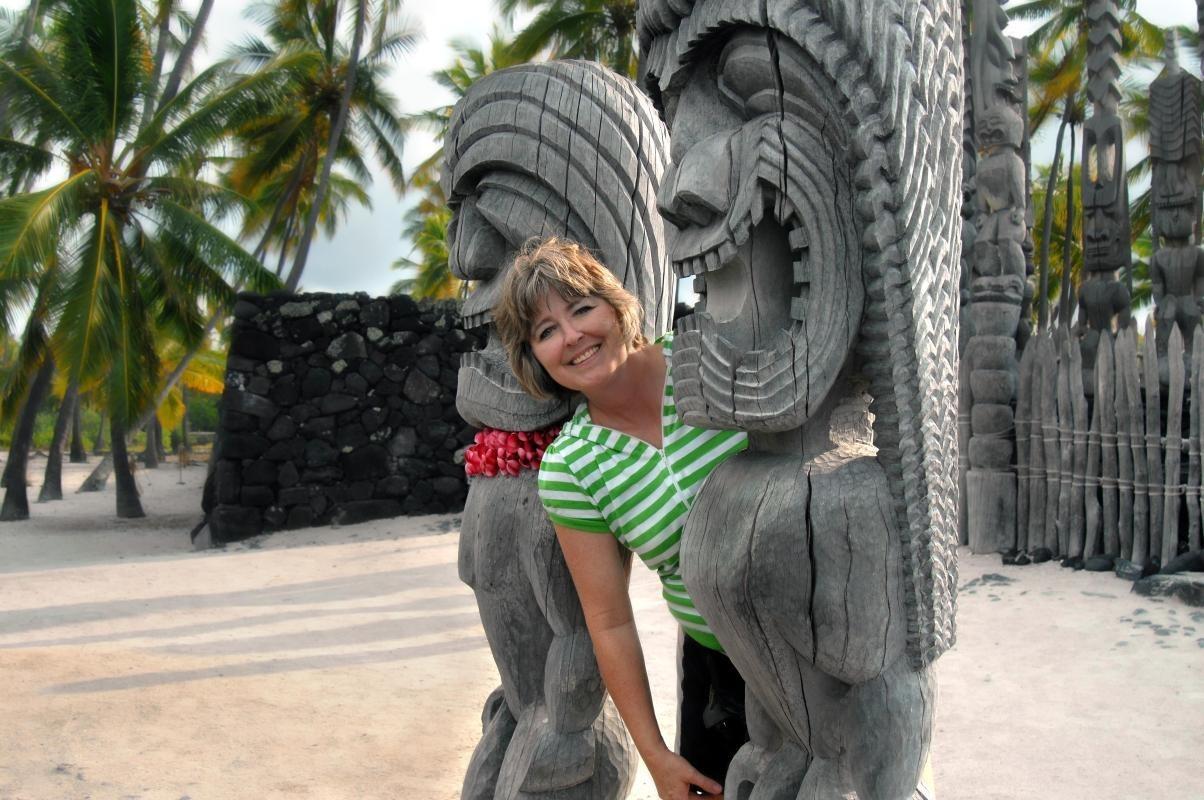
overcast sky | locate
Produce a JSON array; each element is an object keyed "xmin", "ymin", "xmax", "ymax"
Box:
[{"xmin": 0, "ymin": 0, "xmax": 1198, "ymax": 299}]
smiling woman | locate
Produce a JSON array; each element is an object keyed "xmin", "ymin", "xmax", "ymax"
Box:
[{"xmin": 494, "ymin": 236, "xmax": 750, "ymax": 800}]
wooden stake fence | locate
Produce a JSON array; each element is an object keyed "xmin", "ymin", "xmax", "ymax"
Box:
[{"xmin": 1015, "ymin": 321, "xmax": 1198, "ymax": 568}]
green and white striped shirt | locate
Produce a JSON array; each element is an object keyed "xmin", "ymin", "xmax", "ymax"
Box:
[{"xmin": 537, "ymin": 333, "xmax": 748, "ymax": 651}]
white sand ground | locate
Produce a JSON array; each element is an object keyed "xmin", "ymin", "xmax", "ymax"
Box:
[{"xmin": 0, "ymin": 456, "xmax": 1201, "ymax": 800}]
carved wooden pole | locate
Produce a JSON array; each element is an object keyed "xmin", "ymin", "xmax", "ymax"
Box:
[
  {"xmin": 1149, "ymin": 35, "xmax": 1204, "ymax": 387},
  {"xmin": 1077, "ymin": 0, "xmax": 1131, "ymax": 406},
  {"xmin": 639, "ymin": 0, "xmax": 961, "ymax": 795},
  {"xmin": 1191, "ymin": 330, "xmax": 1204, "ymax": 552},
  {"xmin": 1163, "ymin": 326, "xmax": 1187, "ymax": 567},
  {"xmin": 965, "ymin": 0, "xmax": 1025, "ymax": 554},
  {"xmin": 958, "ymin": 1, "xmax": 976, "ymax": 546},
  {"xmin": 1144, "ymin": 319, "xmax": 1165, "ymax": 566},
  {"xmin": 444, "ymin": 61, "xmax": 677, "ymax": 799}
]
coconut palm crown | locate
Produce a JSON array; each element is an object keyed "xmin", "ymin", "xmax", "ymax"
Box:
[{"xmin": 0, "ymin": 0, "xmax": 288, "ymax": 514}]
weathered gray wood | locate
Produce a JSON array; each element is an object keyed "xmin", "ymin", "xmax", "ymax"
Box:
[
  {"xmin": 1105, "ymin": 333, "xmax": 1129, "ymax": 558},
  {"xmin": 1149, "ymin": 39, "xmax": 1204, "ymax": 377},
  {"xmin": 1015, "ymin": 340, "xmax": 1036, "ymax": 552},
  {"xmin": 1027, "ymin": 336, "xmax": 1048, "ymax": 554},
  {"xmin": 1162, "ymin": 325, "xmax": 1186, "ymax": 567},
  {"xmin": 1119, "ymin": 329, "xmax": 1150, "ymax": 566},
  {"xmin": 1084, "ymin": 344, "xmax": 1103, "ymax": 558},
  {"xmin": 1040, "ymin": 333, "xmax": 1062, "ymax": 554},
  {"xmin": 963, "ymin": 0, "xmax": 1026, "ymax": 557},
  {"xmin": 1069, "ymin": 334, "xmax": 1089, "ymax": 559},
  {"xmin": 1145, "ymin": 319, "xmax": 1165, "ymax": 564},
  {"xmin": 641, "ymin": 0, "xmax": 962, "ymax": 794},
  {"xmin": 1079, "ymin": 0, "xmax": 1132, "ymax": 355},
  {"xmin": 445, "ymin": 59, "xmax": 675, "ymax": 797},
  {"xmin": 1102, "ymin": 334, "xmax": 1117, "ymax": 554},
  {"xmin": 1192, "ymin": 327, "xmax": 1204, "ymax": 552},
  {"xmin": 1056, "ymin": 332, "xmax": 1075, "ymax": 558},
  {"xmin": 958, "ymin": 354, "xmax": 973, "ymax": 548}
]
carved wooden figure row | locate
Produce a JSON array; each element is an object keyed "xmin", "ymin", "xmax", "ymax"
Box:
[{"xmin": 1015, "ymin": 321, "xmax": 1202, "ymax": 571}]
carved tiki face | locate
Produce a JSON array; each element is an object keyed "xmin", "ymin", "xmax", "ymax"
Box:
[
  {"xmin": 976, "ymin": 104, "xmax": 1023, "ymax": 154},
  {"xmin": 442, "ymin": 61, "xmax": 674, "ymax": 430},
  {"xmin": 648, "ymin": 26, "xmax": 863, "ymax": 432},
  {"xmin": 1082, "ymin": 112, "xmax": 1131, "ymax": 272}
]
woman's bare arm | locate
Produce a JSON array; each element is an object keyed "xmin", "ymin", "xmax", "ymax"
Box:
[{"xmin": 554, "ymin": 524, "xmax": 723, "ymax": 799}]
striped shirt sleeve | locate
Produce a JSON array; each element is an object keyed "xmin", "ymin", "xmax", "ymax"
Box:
[{"xmin": 537, "ymin": 444, "xmax": 611, "ymax": 534}]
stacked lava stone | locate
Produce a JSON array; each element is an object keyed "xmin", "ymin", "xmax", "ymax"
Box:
[{"xmin": 205, "ymin": 292, "xmax": 481, "ymax": 543}]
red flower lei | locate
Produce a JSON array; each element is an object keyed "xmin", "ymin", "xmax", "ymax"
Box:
[{"xmin": 464, "ymin": 425, "xmax": 562, "ymax": 478}]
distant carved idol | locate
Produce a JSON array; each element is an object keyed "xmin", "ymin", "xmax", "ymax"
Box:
[
  {"xmin": 639, "ymin": 1, "xmax": 960, "ymax": 798},
  {"xmin": 443, "ymin": 61, "xmax": 674, "ymax": 799},
  {"xmin": 1149, "ymin": 34, "xmax": 1204, "ymax": 384},
  {"xmin": 965, "ymin": 0, "xmax": 1025, "ymax": 555},
  {"xmin": 1078, "ymin": 0, "xmax": 1132, "ymax": 387}
]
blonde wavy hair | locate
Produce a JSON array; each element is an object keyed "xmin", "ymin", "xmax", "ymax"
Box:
[{"xmin": 494, "ymin": 237, "xmax": 648, "ymax": 400}]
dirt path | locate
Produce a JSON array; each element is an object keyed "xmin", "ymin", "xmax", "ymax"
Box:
[{"xmin": 0, "ymin": 458, "xmax": 1199, "ymax": 799}]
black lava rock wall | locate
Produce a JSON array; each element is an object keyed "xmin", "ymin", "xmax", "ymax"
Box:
[{"xmin": 205, "ymin": 292, "xmax": 480, "ymax": 543}]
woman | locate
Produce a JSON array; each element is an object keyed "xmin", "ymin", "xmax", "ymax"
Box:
[{"xmin": 494, "ymin": 237, "xmax": 749, "ymax": 799}]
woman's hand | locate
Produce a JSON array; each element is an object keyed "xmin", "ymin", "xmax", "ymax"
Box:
[{"xmin": 646, "ymin": 747, "xmax": 723, "ymax": 799}]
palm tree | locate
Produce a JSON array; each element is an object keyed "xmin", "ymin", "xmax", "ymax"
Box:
[
  {"xmin": 394, "ymin": 28, "xmax": 522, "ymax": 299},
  {"xmin": 497, "ymin": 0, "xmax": 638, "ymax": 77},
  {"xmin": 1010, "ymin": 0, "xmax": 1166, "ymax": 325},
  {"xmin": 391, "ymin": 201, "xmax": 458, "ymax": 299},
  {"xmin": 0, "ymin": 0, "xmax": 284, "ymax": 518},
  {"xmin": 227, "ymin": 0, "xmax": 417, "ymax": 291}
]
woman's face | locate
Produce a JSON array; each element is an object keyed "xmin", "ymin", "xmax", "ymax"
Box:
[{"xmin": 528, "ymin": 291, "xmax": 627, "ymax": 396}]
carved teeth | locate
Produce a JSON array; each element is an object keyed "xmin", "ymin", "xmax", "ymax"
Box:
[
  {"xmin": 791, "ymin": 296, "xmax": 808, "ymax": 322},
  {"xmin": 718, "ymin": 241, "xmax": 738, "ymax": 264},
  {"xmin": 462, "ymin": 312, "xmax": 490, "ymax": 330},
  {"xmin": 793, "ymin": 258, "xmax": 810, "ymax": 284},
  {"xmin": 704, "ymin": 250, "xmax": 720, "ymax": 271},
  {"xmin": 788, "ymin": 227, "xmax": 808, "ymax": 252}
]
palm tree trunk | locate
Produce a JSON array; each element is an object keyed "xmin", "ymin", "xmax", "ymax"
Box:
[
  {"xmin": 69, "ymin": 401, "xmax": 87, "ymax": 462},
  {"xmin": 141, "ymin": 418, "xmax": 160, "ymax": 468},
  {"xmin": 111, "ymin": 416, "xmax": 144, "ymax": 518},
  {"xmin": 93, "ymin": 410, "xmax": 107, "ymax": 454},
  {"xmin": 38, "ymin": 378, "xmax": 78, "ymax": 502},
  {"xmin": 181, "ymin": 386, "xmax": 191, "ymax": 452},
  {"xmin": 254, "ymin": 157, "xmax": 310, "ymax": 262},
  {"xmin": 275, "ymin": 212, "xmax": 296, "ymax": 276},
  {"xmin": 139, "ymin": 2, "xmax": 173, "ymax": 131},
  {"xmin": 1038, "ymin": 102, "xmax": 1071, "ymax": 331},
  {"xmin": 0, "ymin": 357, "xmax": 54, "ymax": 521},
  {"xmin": 156, "ymin": 0, "xmax": 215, "ymax": 112},
  {"xmin": 1058, "ymin": 118, "xmax": 1077, "ymax": 326},
  {"xmin": 284, "ymin": 0, "xmax": 368, "ymax": 291}
]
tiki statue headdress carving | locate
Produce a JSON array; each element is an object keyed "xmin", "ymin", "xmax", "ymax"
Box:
[
  {"xmin": 638, "ymin": 0, "xmax": 961, "ymax": 669},
  {"xmin": 444, "ymin": 60, "xmax": 674, "ymax": 799}
]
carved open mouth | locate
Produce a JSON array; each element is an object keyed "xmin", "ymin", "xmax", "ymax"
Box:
[{"xmin": 670, "ymin": 184, "xmax": 808, "ymax": 327}]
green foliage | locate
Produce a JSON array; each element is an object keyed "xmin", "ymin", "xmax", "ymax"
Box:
[
  {"xmin": 391, "ymin": 203, "xmax": 459, "ymax": 299},
  {"xmin": 186, "ymin": 390, "xmax": 218, "ymax": 431},
  {"xmin": 394, "ymin": 27, "xmax": 527, "ymax": 301},
  {"xmin": 0, "ymin": 0, "xmax": 281, "ymax": 436},
  {"xmin": 498, "ymin": 0, "xmax": 638, "ymax": 77},
  {"xmin": 226, "ymin": 0, "xmax": 417, "ymax": 283},
  {"xmin": 1013, "ymin": 0, "xmax": 1172, "ymax": 320}
]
